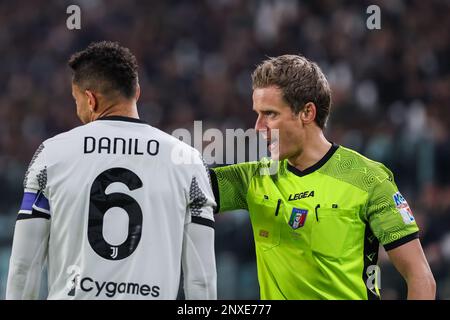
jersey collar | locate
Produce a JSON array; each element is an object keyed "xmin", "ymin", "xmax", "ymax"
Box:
[
  {"xmin": 286, "ymin": 143, "xmax": 339, "ymax": 177},
  {"xmin": 97, "ymin": 115, "xmax": 148, "ymax": 124}
]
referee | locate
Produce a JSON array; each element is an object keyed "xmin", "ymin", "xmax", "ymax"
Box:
[{"xmin": 210, "ymin": 55, "xmax": 435, "ymax": 300}]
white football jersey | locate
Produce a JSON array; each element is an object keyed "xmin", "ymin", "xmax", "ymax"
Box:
[{"xmin": 17, "ymin": 116, "xmax": 215, "ymax": 299}]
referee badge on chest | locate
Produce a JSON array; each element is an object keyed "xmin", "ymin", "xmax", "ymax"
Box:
[{"xmin": 288, "ymin": 208, "xmax": 308, "ymax": 229}]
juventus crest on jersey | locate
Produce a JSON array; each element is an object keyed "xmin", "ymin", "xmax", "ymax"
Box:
[{"xmin": 7, "ymin": 116, "xmax": 217, "ymax": 300}]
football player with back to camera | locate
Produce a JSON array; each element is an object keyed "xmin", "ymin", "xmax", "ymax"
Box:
[{"xmin": 7, "ymin": 41, "xmax": 217, "ymax": 300}]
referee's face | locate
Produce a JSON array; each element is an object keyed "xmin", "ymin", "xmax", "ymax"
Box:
[{"xmin": 253, "ymin": 86, "xmax": 304, "ymax": 161}]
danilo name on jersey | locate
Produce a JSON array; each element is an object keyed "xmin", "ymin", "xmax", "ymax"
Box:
[{"xmin": 84, "ymin": 136, "xmax": 160, "ymax": 156}]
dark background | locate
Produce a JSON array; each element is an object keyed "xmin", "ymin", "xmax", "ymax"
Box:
[{"xmin": 0, "ymin": 0, "xmax": 449, "ymax": 299}]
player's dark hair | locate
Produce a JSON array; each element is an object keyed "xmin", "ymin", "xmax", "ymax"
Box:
[
  {"xmin": 68, "ymin": 41, "xmax": 138, "ymax": 99},
  {"xmin": 252, "ymin": 55, "xmax": 331, "ymax": 129}
]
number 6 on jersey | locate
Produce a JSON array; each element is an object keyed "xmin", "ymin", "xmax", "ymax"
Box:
[{"xmin": 88, "ymin": 167, "xmax": 143, "ymax": 260}]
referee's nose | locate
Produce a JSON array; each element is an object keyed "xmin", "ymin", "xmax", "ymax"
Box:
[{"xmin": 254, "ymin": 114, "xmax": 266, "ymax": 132}]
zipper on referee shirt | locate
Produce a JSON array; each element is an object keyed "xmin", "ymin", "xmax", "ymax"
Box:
[
  {"xmin": 274, "ymin": 199, "xmax": 281, "ymax": 216},
  {"xmin": 315, "ymin": 204, "xmax": 320, "ymax": 221}
]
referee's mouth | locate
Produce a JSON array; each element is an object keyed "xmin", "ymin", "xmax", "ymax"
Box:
[{"xmin": 267, "ymin": 139, "xmax": 278, "ymax": 152}]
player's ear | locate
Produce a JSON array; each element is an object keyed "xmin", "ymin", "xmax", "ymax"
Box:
[
  {"xmin": 300, "ymin": 102, "xmax": 317, "ymax": 125},
  {"xmin": 85, "ymin": 90, "xmax": 97, "ymax": 112}
]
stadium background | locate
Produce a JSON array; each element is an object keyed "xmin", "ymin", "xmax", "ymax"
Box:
[{"xmin": 0, "ymin": 0, "xmax": 449, "ymax": 299}]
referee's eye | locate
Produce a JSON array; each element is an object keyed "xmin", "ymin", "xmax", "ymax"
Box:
[{"xmin": 263, "ymin": 111, "xmax": 276, "ymax": 118}]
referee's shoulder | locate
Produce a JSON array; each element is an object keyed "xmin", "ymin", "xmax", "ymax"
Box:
[{"xmin": 325, "ymin": 145, "xmax": 394, "ymax": 187}]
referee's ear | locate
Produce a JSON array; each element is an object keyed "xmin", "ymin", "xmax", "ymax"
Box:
[{"xmin": 300, "ymin": 102, "xmax": 317, "ymax": 126}]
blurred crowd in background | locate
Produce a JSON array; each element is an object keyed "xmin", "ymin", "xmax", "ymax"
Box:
[{"xmin": 0, "ymin": 0, "xmax": 449, "ymax": 299}]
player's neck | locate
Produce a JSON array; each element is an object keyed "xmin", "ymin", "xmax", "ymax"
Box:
[
  {"xmin": 93, "ymin": 102, "xmax": 139, "ymax": 121},
  {"xmin": 287, "ymin": 131, "xmax": 332, "ymax": 172}
]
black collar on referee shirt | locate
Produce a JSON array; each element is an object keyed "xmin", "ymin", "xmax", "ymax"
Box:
[
  {"xmin": 97, "ymin": 115, "xmax": 148, "ymax": 124},
  {"xmin": 286, "ymin": 143, "xmax": 339, "ymax": 177}
]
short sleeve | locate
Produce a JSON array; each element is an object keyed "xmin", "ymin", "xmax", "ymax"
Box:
[
  {"xmin": 186, "ymin": 152, "xmax": 216, "ymax": 229},
  {"xmin": 210, "ymin": 162, "xmax": 258, "ymax": 213},
  {"xmin": 19, "ymin": 143, "xmax": 51, "ymax": 220},
  {"xmin": 366, "ymin": 166, "xmax": 419, "ymax": 251},
  {"xmin": 23, "ymin": 143, "xmax": 48, "ymax": 194}
]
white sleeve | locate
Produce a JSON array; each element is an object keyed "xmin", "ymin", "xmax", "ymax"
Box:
[
  {"xmin": 6, "ymin": 219, "xmax": 50, "ymax": 300},
  {"xmin": 6, "ymin": 143, "xmax": 51, "ymax": 300},
  {"xmin": 182, "ymin": 223, "xmax": 217, "ymax": 300},
  {"xmin": 182, "ymin": 152, "xmax": 217, "ymax": 299}
]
